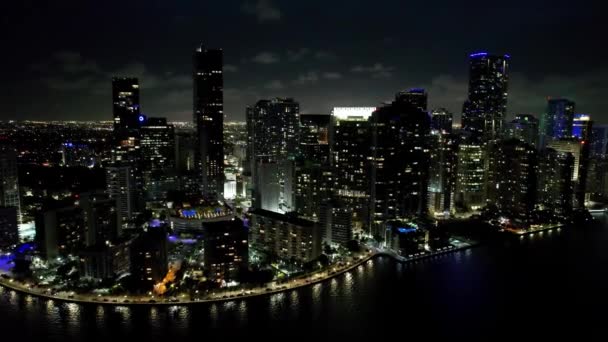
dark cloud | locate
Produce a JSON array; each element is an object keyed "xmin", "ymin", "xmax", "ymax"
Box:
[
  {"xmin": 224, "ymin": 64, "xmax": 239, "ymax": 72},
  {"xmin": 241, "ymin": 0, "xmax": 281, "ymax": 22},
  {"xmin": 0, "ymin": 0, "xmax": 605, "ymax": 122},
  {"xmin": 351, "ymin": 63, "xmax": 395, "ymax": 79},
  {"xmin": 252, "ymin": 52, "xmax": 280, "ymax": 64},
  {"xmin": 314, "ymin": 51, "xmax": 338, "ymax": 61},
  {"xmin": 264, "ymin": 80, "xmax": 285, "ymax": 90},
  {"xmin": 287, "ymin": 48, "xmax": 310, "ymax": 62},
  {"xmin": 322, "ymin": 72, "xmax": 342, "ymax": 80},
  {"xmin": 293, "ymin": 71, "xmax": 319, "ymax": 85}
]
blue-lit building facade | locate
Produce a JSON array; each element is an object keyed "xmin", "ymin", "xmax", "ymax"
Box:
[
  {"xmin": 539, "ymin": 98, "xmax": 575, "ymax": 148},
  {"xmin": 572, "ymin": 114, "xmax": 592, "ymax": 141}
]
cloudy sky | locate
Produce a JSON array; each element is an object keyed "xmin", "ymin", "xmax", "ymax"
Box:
[{"xmin": 0, "ymin": 0, "xmax": 604, "ymax": 122}]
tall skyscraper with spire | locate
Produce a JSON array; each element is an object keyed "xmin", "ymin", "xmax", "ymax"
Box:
[
  {"xmin": 193, "ymin": 45, "xmax": 224, "ymax": 198},
  {"xmin": 462, "ymin": 52, "xmax": 510, "ymax": 141}
]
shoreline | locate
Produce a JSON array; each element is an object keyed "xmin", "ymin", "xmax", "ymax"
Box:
[
  {"xmin": 0, "ymin": 252, "xmax": 376, "ymax": 306},
  {"xmin": 0, "ymin": 241, "xmax": 479, "ymax": 306}
]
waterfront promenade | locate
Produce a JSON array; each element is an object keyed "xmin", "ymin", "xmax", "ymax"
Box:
[
  {"xmin": 0, "ymin": 250, "xmax": 377, "ymax": 306},
  {"xmin": 0, "ymin": 238, "xmax": 479, "ymax": 306}
]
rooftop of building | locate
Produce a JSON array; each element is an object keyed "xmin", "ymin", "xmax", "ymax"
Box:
[{"xmin": 250, "ymin": 208, "xmax": 316, "ymax": 227}]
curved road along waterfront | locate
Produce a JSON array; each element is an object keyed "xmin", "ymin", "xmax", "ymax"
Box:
[{"xmin": 0, "ymin": 250, "xmax": 378, "ymax": 306}]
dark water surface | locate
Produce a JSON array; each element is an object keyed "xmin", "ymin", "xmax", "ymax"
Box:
[{"xmin": 2, "ymin": 220, "xmax": 607, "ymax": 340}]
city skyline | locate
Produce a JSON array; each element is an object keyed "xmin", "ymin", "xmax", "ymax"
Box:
[
  {"xmin": 1, "ymin": 2, "xmax": 608, "ymax": 340},
  {"xmin": 0, "ymin": 0, "xmax": 604, "ymax": 122}
]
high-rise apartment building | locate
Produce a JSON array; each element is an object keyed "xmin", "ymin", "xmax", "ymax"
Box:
[
  {"xmin": 203, "ymin": 217, "xmax": 248, "ymax": 283},
  {"xmin": 462, "ymin": 52, "xmax": 510, "ymax": 140},
  {"xmin": 548, "ymin": 138, "xmax": 588, "ymax": 208},
  {"xmin": 0, "ymin": 143, "xmax": 20, "ymax": 222},
  {"xmin": 140, "ymin": 117, "xmax": 176, "ymax": 202},
  {"xmin": 454, "ymin": 137, "xmax": 486, "ymax": 211},
  {"xmin": 330, "ymin": 107, "xmax": 375, "ymax": 234},
  {"xmin": 539, "ymin": 98, "xmax": 575, "ymax": 148},
  {"xmin": 431, "ymin": 108, "xmax": 453, "ymax": 133},
  {"xmin": 247, "ymin": 98, "xmax": 300, "ymax": 212},
  {"xmin": 370, "ymin": 93, "xmax": 431, "ymax": 227},
  {"xmin": 537, "ymin": 148, "xmax": 574, "ymax": 218},
  {"xmin": 428, "ymin": 131, "xmax": 458, "ymax": 217},
  {"xmin": 506, "ymin": 114, "xmax": 539, "ymax": 147},
  {"xmin": 80, "ymin": 192, "xmax": 120, "ymax": 246},
  {"xmin": 250, "ymin": 209, "xmax": 322, "ymax": 263},
  {"xmin": 193, "ymin": 46, "xmax": 224, "ymax": 198},
  {"xmin": 295, "ymin": 114, "xmax": 331, "ymax": 220},
  {"xmin": 0, "ymin": 206, "xmax": 18, "ymax": 247},
  {"xmin": 395, "ymin": 88, "xmax": 428, "ymax": 112},
  {"xmin": 106, "ymin": 165, "xmax": 138, "ymax": 229},
  {"xmin": 486, "ymin": 139, "xmax": 537, "ymax": 224},
  {"xmin": 572, "ymin": 114, "xmax": 592, "ymax": 141},
  {"xmin": 591, "ymin": 125, "xmax": 608, "ymax": 158},
  {"xmin": 175, "ymin": 129, "xmax": 199, "ymax": 196}
]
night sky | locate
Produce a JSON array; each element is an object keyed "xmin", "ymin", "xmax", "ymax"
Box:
[{"xmin": 0, "ymin": 0, "xmax": 604, "ymax": 122}]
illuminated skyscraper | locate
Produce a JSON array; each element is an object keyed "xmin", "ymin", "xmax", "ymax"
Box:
[
  {"xmin": 538, "ymin": 148, "xmax": 574, "ymax": 218},
  {"xmin": 0, "ymin": 142, "xmax": 21, "ymax": 221},
  {"xmin": 247, "ymin": 98, "xmax": 300, "ymax": 166},
  {"xmin": 539, "ymin": 98, "xmax": 575, "ymax": 148},
  {"xmin": 110, "ymin": 77, "xmax": 143, "ymax": 219},
  {"xmin": 193, "ymin": 45, "xmax": 224, "ymax": 198},
  {"xmin": 295, "ymin": 114, "xmax": 331, "ymax": 220},
  {"xmin": 80, "ymin": 192, "xmax": 120, "ymax": 246},
  {"xmin": 586, "ymin": 158, "xmax": 608, "ymax": 200},
  {"xmin": 547, "ymin": 139, "xmax": 588, "ymax": 208},
  {"xmin": 203, "ymin": 217, "xmax": 248, "ymax": 283},
  {"xmin": 572, "ymin": 114, "xmax": 592, "ymax": 141},
  {"xmin": 330, "ymin": 107, "xmax": 375, "ymax": 234},
  {"xmin": 140, "ymin": 117, "xmax": 176, "ymax": 202},
  {"xmin": 106, "ymin": 165, "xmax": 138, "ymax": 229},
  {"xmin": 462, "ymin": 52, "xmax": 509, "ymax": 140},
  {"xmin": 247, "ymin": 98, "xmax": 300, "ymax": 212},
  {"xmin": 175, "ymin": 129, "xmax": 199, "ymax": 196},
  {"xmin": 591, "ymin": 125, "xmax": 608, "ymax": 158},
  {"xmin": 431, "ymin": 108, "xmax": 453, "ymax": 133},
  {"xmin": 428, "ymin": 130, "xmax": 457, "ymax": 217},
  {"xmin": 506, "ymin": 114, "xmax": 539, "ymax": 147},
  {"xmin": 370, "ymin": 93, "xmax": 431, "ymax": 226},
  {"xmin": 486, "ymin": 139, "xmax": 537, "ymax": 224},
  {"xmin": 130, "ymin": 224, "xmax": 168, "ymax": 288},
  {"xmin": 111, "ymin": 77, "xmax": 142, "ymax": 163},
  {"xmin": 571, "ymin": 114, "xmax": 592, "ymax": 207},
  {"xmin": 319, "ymin": 199, "xmax": 353, "ymax": 245},
  {"xmin": 454, "ymin": 137, "xmax": 485, "ymax": 211},
  {"xmin": 112, "ymin": 77, "xmax": 140, "ymax": 133},
  {"xmin": 395, "ymin": 88, "xmax": 428, "ymax": 112},
  {"xmin": 37, "ymin": 203, "xmax": 86, "ymax": 259},
  {"xmin": 254, "ymin": 158, "xmax": 282, "ymax": 213}
]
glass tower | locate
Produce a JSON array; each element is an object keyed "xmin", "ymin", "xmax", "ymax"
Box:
[
  {"xmin": 462, "ymin": 52, "xmax": 509, "ymax": 140},
  {"xmin": 193, "ymin": 45, "xmax": 224, "ymax": 198}
]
